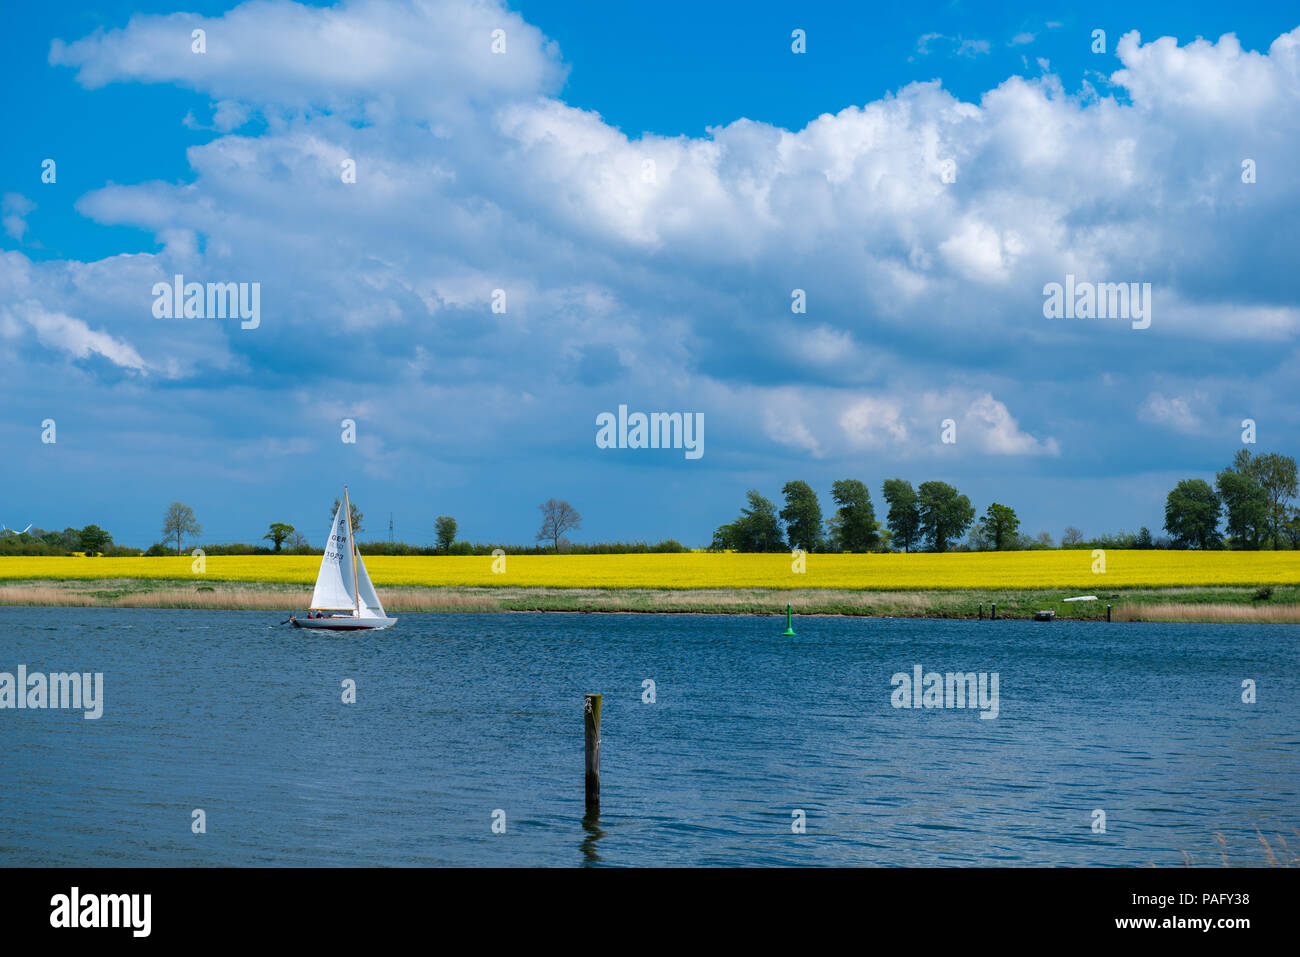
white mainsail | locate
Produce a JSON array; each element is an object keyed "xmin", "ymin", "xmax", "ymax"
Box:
[
  {"xmin": 354, "ymin": 550, "xmax": 385, "ymax": 618},
  {"xmin": 311, "ymin": 502, "xmax": 358, "ymax": 611}
]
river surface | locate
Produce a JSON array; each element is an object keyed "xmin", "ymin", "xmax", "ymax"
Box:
[{"xmin": 2, "ymin": 607, "xmax": 1296, "ymax": 866}]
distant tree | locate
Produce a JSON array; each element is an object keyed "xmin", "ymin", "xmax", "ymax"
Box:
[
  {"xmin": 882, "ymin": 479, "xmax": 921, "ymax": 552},
  {"xmin": 1095, "ymin": 529, "xmax": 1139, "ymax": 549},
  {"xmin": 1062, "ymin": 526, "xmax": 1084, "ymax": 546},
  {"xmin": 966, "ymin": 518, "xmax": 990, "ymax": 551},
  {"xmin": 1036, "ymin": 531, "xmax": 1054, "ymax": 548},
  {"xmin": 826, "ymin": 479, "xmax": 878, "ymax": 552},
  {"xmin": 78, "ymin": 524, "xmax": 112, "ymax": 556},
  {"xmin": 161, "ymin": 502, "xmax": 202, "ymax": 556},
  {"xmin": 330, "ymin": 499, "xmax": 364, "ymax": 535},
  {"xmin": 1284, "ymin": 507, "xmax": 1300, "ymax": 550},
  {"xmin": 1217, "ymin": 449, "xmax": 1268, "ymax": 549},
  {"xmin": 743, "ymin": 490, "xmax": 785, "ymax": 552},
  {"xmin": 264, "ymin": 522, "xmax": 295, "ymax": 553},
  {"xmin": 710, "ymin": 522, "xmax": 739, "ymax": 551},
  {"xmin": 716, "ymin": 490, "xmax": 784, "ymax": 552},
  {"xmin": 435, "ymin": 516, "xmax": 458, "ymax": 553},
  {"xmin": 918, "ymin": 481, "xmax": 975, "ymax": 552},
  {"xmin": 1253, "ymin": 452, "xmax": 1298, "ymax": 549},
  {"xmin": 983, "ymin": 502, "xmax": 1020, "ymax": 550},
  {"xmin": 780, "ymin": 480, "xmax": 824, "ymax": 552},
  {"xmin": 1011, "ymin": 532, "xmax": 1038, "ymax": 550},
  {"xmin": 1164, "ymin": 479, "xmax": 1221, "ymax": 549},
  {"xmin": 1135, "ymin": 526, "xmax": 1153, "ymax": 549},
  {"xmin": 537, "ymin": 499, "xmax": 582, "ymax": 552},
  {"xmin": 286, "ymin": 530, "xmax": 310, "ymax": 553},
  {"xmin": 874, "ymin": 522, "xmax": 892, "ymax": 552}
]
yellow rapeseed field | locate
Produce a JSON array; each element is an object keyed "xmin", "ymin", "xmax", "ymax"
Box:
[{"xmin": 1, "ymin": 550, "xmax": 1297, "ymax": 590}]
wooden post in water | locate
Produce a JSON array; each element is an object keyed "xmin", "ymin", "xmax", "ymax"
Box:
[
  {"xmin": 979, "ymin": 602, "xmax": 984, "ymax": 620},
  {"xmin": 584, "ymin": 693, "xmax": 602, "ymax": 810},
  {"xmin": 1106, "ymin": 604, "xmax": 1112, "ymax": 622},
  {"xmin": 991, "ymin": 602, "xmax": 997, "ymax": 620}
]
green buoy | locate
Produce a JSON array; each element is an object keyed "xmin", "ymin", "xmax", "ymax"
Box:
[{"xmin": 781, "ymin": 602, "xmax": 796, "ymax": 637}]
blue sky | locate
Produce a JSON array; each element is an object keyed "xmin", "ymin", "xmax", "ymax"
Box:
[{"xmin": 2, "ymin": 0, "xmax": 1299, "ymax": 548}]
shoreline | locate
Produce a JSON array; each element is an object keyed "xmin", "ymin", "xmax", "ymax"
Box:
[{"xmin": 2, "ymin": 579, "xmax": 1299, "ymax": 622}]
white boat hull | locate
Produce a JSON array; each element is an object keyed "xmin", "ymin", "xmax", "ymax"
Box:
[{"xmin": 291, "ymin": 615, "xmax": 397, "ymax": 631}]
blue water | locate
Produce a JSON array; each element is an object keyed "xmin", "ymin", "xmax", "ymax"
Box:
[{"xmin": 1, "ymin": 608, "xmax": 1296, "ymax": 867}]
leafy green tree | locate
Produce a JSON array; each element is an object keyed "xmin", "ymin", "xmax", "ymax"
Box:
[
  {"xmin": 1135, "ymin": 526, "xmax": 1153, "ymax": 549},
  {"xmin": 718, "ymin": 490, "xmax": 784, "ymax": 552},
  {"xmin": 1217, "ymin": 449, "xmax": 1268, "ymax": 549},
  {"xmin": 435, "ymin": 515, "xmax": 458, "ymax": 553},
  {"xmin": 743, "ymin": 490, "xmax": 785, "ymax": 552},
  {"xmin": 780, "ymin": 481, "xmax": 824, "ymax": 552},
  {"xmin": 826, "ymin": 479, "xmax": 878, "ymax": 552},
  {"xmin": 918, "ymin": 481, "xmax": 975, "ymax": 552},
  {"xmin": 881, "ymin": 479, "xmax": 921, "ymax": 552},
  {"xmin": 966, "ymin": 518, "xmax": 990, "ymax": 551},
  {"xmin": 264, "ymin": 522, "xmax": 295, "ymax": 552},
  {"xmin": 1164, "ymin": 479, "xmax": 1221, "ymax": 549},
  {"xmin": 710, "ymin": 522, "xmax": 738, "ymax": 551},
  {"xmin": 162, "ymin": 502, "xmax": 202, "ymax": 556},
  {"xmin": 78, "ymin": 525, "xmax": 112, "ymax": 556},
  {"xmin": 983, "ymin": 502, "xmax": 1020, "ymax": 550},
  {"xmin": 330, "ymin": 499, "xmax": 364, "ymax": 535},
  {"xmin": 1253, "ymin": 452, "xmax": 1298, "ymax": 549}
]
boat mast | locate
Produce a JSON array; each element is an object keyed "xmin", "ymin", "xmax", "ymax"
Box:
[{"xmin": 343, "ymin": 485, "xmax": 360, "ymax": 616}]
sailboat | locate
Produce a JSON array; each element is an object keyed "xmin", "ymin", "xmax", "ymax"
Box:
[{"xmin": 290, "ymin": 486, "xmax": 396, "ymax": 630}]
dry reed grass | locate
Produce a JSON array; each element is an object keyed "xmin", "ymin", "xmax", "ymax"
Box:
[
  {"xmin": 1115, "ymin": 603, "xmax": 1300, "ymax": 623},
  {"xmin": 0, "ymin": 582, "xmax": 956, "ymax": 614},
  {"xmin": 5, "ymin": 580, "xmax": 1300, "ymax": 621},
  {"xmin": 1176, "ymin": 829, "xmax": 1300, "ymax": 867}
]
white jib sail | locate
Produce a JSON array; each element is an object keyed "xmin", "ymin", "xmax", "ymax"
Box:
[
  {"xmin": 311, "ymin": 502, "xmax": 357, "ymax": 612},
  {"xmin": 354, "ymin": 550, "xmax": 385, "ymax": 619}
]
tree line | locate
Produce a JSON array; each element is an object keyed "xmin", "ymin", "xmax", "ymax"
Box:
[
  {"xmin": 711, "ymin": 450, "xmax": 1300, "ymax": 553},
  {"xmin": 0, "ymin": 497, "xmax": 686, "ymax": 557},
  {"xmin": 711, "ymin": 479, "xmax": 987, "ymax": 553},
  {"xmin": 7, "ymin": 453, "xmax": 1294, "ymax": 557},
  {"xmin": 0, "ymin": 524, "xmax": 134, "ymax": 557}
]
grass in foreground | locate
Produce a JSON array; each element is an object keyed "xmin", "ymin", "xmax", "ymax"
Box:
[{"xmin": 3, "ymin": 579, "xmax": 1300, "ymax": 621}]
